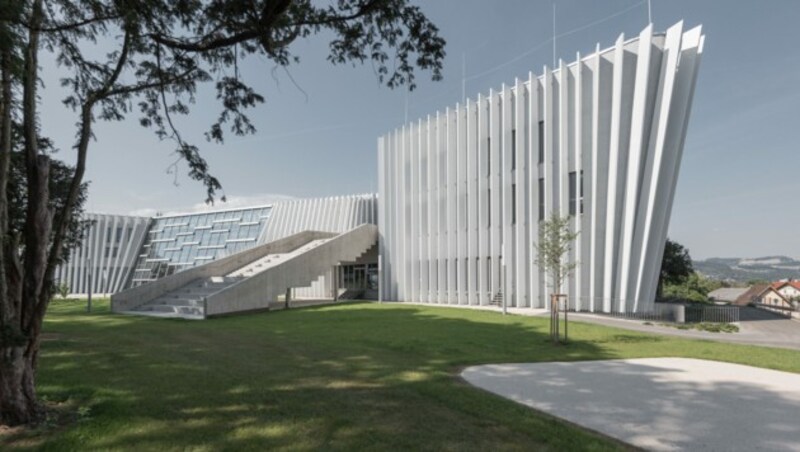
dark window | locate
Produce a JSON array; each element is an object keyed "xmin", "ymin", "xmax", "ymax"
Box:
[
  {"xmin": 475, "ymin": 258, "xmax": 480, "ymax": 292},
  {"xmin": 487, "ymin": 257, "xmax": 492, "ymax": 292},
  {"xmin": 511, "ymin": 184, "xmax": 517, "ymax": 224},
  {"xmin": 538, "ymin": 120, "xmax": 544, "ymax": 164},
  {"xmin": 538, "ymin": 178, "xmax": 545, "ymax": 221},
  {"xmin": 487, "ymin": 189, "xmax": 491, "ymax": 227},
  {"xmin": 569, "ymin": 170, "xmax": 585, "ymax": 215},
  {"xmin": 486, "ymin": 137, "xmax": 491, "ymax": 176},
  {"xmin": 463, "ymin": 258, "xmax": 468, "ymax": 293},
  {"xmin": 511, "ymin": 129, "xmax": 516, "ymax": 170},
  {"xmin": 569, "ymin": 171, "xmax": 577, "ymax": 216}
]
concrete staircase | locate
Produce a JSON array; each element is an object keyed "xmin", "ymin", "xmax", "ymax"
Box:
[
  {"xmin": 202, "ymin": 227, "xmax": 375, "ymax": 317},
  {"xmin": 227, "ymin": 239, "xmax": 329, "ymax": 278},
  {"xmin": 112, "ymin": 225, "xmax": 377, "ymax": 319},
  {"xmin": 130, "ymin": 277, "xmax": 241, "ymax": 319},
  {"xmin": 490, "ymin": 290, "xmax": 504, "ymax": 307}
]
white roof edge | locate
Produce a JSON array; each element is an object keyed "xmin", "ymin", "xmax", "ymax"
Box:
[{"xmin": 385, "ymin": 20, "xmax": 704, "ymax": 135}]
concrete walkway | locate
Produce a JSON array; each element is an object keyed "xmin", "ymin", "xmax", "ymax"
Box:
[{"xmin": 462, "ymin": 358, "xmax": 800, "ymax": 451}]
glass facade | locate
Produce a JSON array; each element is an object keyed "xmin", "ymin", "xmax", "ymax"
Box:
[
  {"xmin": 340, "ymin": 263, "xmax": 379, "ymax": 291},
  {"xmin": 128, "ymin": 206, "xmax": 272, "ymax": 287}
]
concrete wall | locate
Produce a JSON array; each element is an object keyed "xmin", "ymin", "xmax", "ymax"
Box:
[
  {"xmin": 205, "ymin": 224, "xmax": 377, "ymax": 317},
  {"xmin": 111, "ymin": 230, "xmax": 336, "ymax": 312},
  {"xmin": 654, "ymin": 302, "xmax": 685, "ymax": 323}
]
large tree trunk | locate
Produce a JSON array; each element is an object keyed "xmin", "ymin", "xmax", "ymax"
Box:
[
  {"xmin": 0, "ymin": 0, "xmax": 50, "ymax": 426},
  {"xmin": 0, "ymin": 156, "xmax": 50, "ymax": 426},
  {"xmin": 0, "ymin": 344, "xmax": 39, "ymax": 425}
]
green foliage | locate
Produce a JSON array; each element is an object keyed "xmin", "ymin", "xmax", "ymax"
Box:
[
  {"xmin": 660, "ymin": 238, "xmax": 693, "ymax": 286},
  {"xmin": 674, "ymin": 322, "xmax": 739, "ymax": 333},
  {"xmin": 7, "ymin": 150, "xmax": 90, "ymax": 265},
  {"xmin": 56, "ymin": 282, "xmax": 70, "ymax": 300},
  {"xmin": 534, "ymin": 214, "xmax": 579, "ymax": 294},
  {"xmin": 76, "ymin": 406, "xmax": 91, "ymax": 422},
  {"xmin": 11, "ymin": 0, "xmax": 446, "ymax": 202},
  {"xmin": 663, "ymin": 272, "xmax": 723, "ymax": 303}
]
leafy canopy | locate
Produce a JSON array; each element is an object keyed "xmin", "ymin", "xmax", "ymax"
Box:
[
  {"xmin": 534, "ymin": 214, "xmax": 579, "ymax": 294},
  {"xmin": 14, "ymin": 0, "xmax": 446, "ymax": 202},
  {"xmin": 660, "ymin": 238, "xmax": 693, "ymax": 286}
]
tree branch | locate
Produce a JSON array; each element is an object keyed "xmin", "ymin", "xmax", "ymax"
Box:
[
  {"xmin": 149, "ymin": 29, "xmax": 260, "ymax": 53},
  {"xmin": 41, "ymin": 28, "xmax": 133, "ymax": 322},
  {"xmin": 20, "ymin": 0, "xmax": 46, "ymax": 335},
  {"xmin": 4, "ymin": 14, "xmax": 121, "ymax": 33}
]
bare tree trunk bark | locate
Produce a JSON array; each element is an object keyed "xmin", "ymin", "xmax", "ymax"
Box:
[
  {"xmin": 0, "ymin": 0, "xmax": 48, "ymax": 426},
  {"xmin": 0, "ymin": 345, "xmax": 38, "ymax": 425},
  {"xmin": 0, "ymin": 30, "xmax": 13, "ymax": 327}
]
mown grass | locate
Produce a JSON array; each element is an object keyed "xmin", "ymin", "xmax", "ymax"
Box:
[{"xmin": 3, "ymin": 299, "xmax": 800, "ymax": 451}]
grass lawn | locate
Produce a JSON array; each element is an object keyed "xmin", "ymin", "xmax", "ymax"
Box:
[{"xmin": 4, "ymin": 299, "xmax": 800, "ymax": 451}]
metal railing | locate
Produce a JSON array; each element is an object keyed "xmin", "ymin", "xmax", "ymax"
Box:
[
  {"xmin": 583, "ymin": 306, "xmax": 677, "ymax": 322},
  {"xmin": 685, "ymin": 305, "xmax": 740, "ymax": 323},
  {"xmin": 569, "ymin": 302, "xmax": 740, "ymax": 324}
]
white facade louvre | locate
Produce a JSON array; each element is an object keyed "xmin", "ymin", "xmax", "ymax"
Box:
[
  {"xmin": 258, "ymin": 193, "xmax": 378, "ymax": 244},
  {"xmin": 54, "ymin": 213, "xmax": 150, "ymax": 296},
  {"xmin": 377, "ymin": 22, "xmax": 705, "ymax": 313}
]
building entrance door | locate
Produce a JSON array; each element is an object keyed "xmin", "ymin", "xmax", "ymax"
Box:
[{"xmin": 353, "ymin": 265, "xmax": 366, "ymax": 289}]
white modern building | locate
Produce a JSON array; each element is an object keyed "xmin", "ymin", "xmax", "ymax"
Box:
[
  {"xmin": 377, "ymin": 22, "xmax": 704, "ymax": 313},
  {"xmin": 56, "ymin": 194, "xmax": 378, "ymax": 299},
  {"xmin": 58, "ymin": 21, "xmax": 704, "ymax": 318}
]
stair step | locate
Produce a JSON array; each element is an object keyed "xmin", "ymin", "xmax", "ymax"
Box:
[
  {"xmin": 150, "ymin": 298, "xmax": 204, "ymax": 307},
  {"xmin": 136, "ymin": 304, "xmax": 205, "ymax": 316}
]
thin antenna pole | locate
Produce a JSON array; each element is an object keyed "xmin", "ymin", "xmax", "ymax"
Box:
[
  {"xmin": 552, "ymin": 3, "xmax": 556, "ymax": 67},
  {"xmin": 648, "ymin": 0, "xmax": 652, "ymax": 25},
  {"xmin": 461, "ymin": 52, "xmax": 466, "ymax": 103}
]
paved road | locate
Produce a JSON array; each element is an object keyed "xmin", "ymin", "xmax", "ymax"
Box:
[
  {"xmin": 462, "ymin": 358, "xmax": 800, "ymax": 451},
  {"xmin": 570, "ymin": 307, "xmax": 800, "ymax": 350}
]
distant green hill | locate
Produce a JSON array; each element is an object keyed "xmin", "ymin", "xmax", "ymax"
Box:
[{"xmin": 694, "ymin": 256, "xmax": 800, "ymax": 282}]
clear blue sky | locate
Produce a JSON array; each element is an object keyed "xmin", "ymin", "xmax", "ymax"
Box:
[{"xmin": 38, "ymin": 0, "xmax": 800, "ymax": 260}]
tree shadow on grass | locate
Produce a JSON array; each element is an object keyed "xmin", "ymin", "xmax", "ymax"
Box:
[{"xmin": 0, "ymin": 302, "xmax": 646, "ymax": 450}]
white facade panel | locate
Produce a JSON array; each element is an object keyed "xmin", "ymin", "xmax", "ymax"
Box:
[
  {"xmin": 55, "ymin": 213, "xmax": 150, "ymax": 295},
  {"xmin": 378, "ymin": 22, "xmax": 704, "ymax": 313}
]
